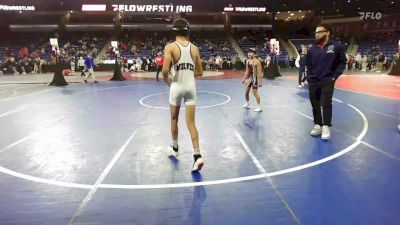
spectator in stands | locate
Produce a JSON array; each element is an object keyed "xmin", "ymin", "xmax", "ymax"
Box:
[
  {"xmin": 284, "ymin": 54, "xmax": 290, "ymax": 68},
  {"xmin": 25, "ymin": 58, "xmax": 34, "ymax": 74},
  {"xmin": 388, "ymin": 52, "xmax": 399, "ymax": 75},
  {"xmin": 92, "ymin": 47, "xmax": 98, "ymax": 57},
  {"xmin": 130, "ymin": 44, "xmax": 137, "ymax": 55},
  {"xmin": 2, "ymin": 57, "xmax": 18, "ymax": 75},
  {"xmin": 372, "ymin": 53, "xmax": 378, "ymax": 70},
  {"xmin": 355, "ymin": 52, "xmax": 362, "ymax": 70},
  {"xmin": 215, "ymin": 55, "xmax": 221, "ymax": 71},
  {"xmin": 218, "ymin": 55, "xmax": 223, "ymax": 70},
  {"xmin": 143, "ymin": 57, "xmax": 151, "ymax": 71},
  {"xmin": 290, "ymin": 56, "xmax": 296, "ymax": 68},
  {"xmin": 207, "ymin": 56, "xmax": 212, "ymax": 70},
  {"xmin": 70, "ymin": 58, "xmax": 76, "ymax": 72},
  {"xmin": 122, "ymin": 57, "xmax": 129, "ymax": 72},
  {"xmin": 377, "ymin": 52, "xmax": 386, "ymax": 72},
  {"xmin": 367, "ymin": 53, "xmax": 374, "ymax": 70},
  {"xmin": 4, "ymin": 47, "xmax": 12, "ymax": 57},
  {"xmin": 34, "ymin": 57, "xmax": 42, "ymax": 73},
  {"xmin": 78, "ymin": 56, "xmax": 85, "ymax": 72},
  {"xmin": 19, "ymin": 59, "xmax": 26, "ymax": 75},
  {"xmin": 10, "ymin": 57, "xmax": 18, "ymax": 75},
  {"xmin": 134, "ymin": 57, "xmax": 143, "ymax": 71},
  {"xmin": 295, "ymin": 46, "xmax": 307, "ymax": 88},
  {"xmin": 148, "ymin": 55, "xmax": 155, "ymax": 71},
  {"xmin": 264, "ymin": 55, "xmax": 271, "ymax": 68},
  {"xmin": 347, "ymin": 55, "xmax": 355, "ymax": 70},
  {"xmin": 226, "ymin": 57, "xmax": 232, "ymax": 69},
  {"xmin": 361, "ymin": 54, "xmax": 368, "ymax": 72},
  {"xmin": 231, "ymin": 55, "xmax": 238, "ymax": 70}
]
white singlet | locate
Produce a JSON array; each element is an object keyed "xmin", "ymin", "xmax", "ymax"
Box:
[{"xmin": 169, "ymin": 41, "xmax": 197, "ymax": 106}]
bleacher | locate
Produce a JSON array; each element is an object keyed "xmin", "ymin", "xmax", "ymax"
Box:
[
  {"xmin": 357, "ymin": 41, "xmax": 398, "ymax": 61},
  {"xmin": 114, "ymin": 31, "xmax": 236, "ymax": 60},
  {"xmin": 235, "ymin": 31, "xmax": 289, "ymax": 62},
  {"xmin": 191, "ymin": 32, "xmax": 236, "ymax": 60},
  {"xmin": 0, "ymin": 33, "xmax": 52, "ymax": 62},
  {"xmin": 290, "ymin": 39, "xmax": 315, "ymax": 51}
]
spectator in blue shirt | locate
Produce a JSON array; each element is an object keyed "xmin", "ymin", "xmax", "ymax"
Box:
[{"xmin": 83, "ymin": 51, "xmax": 98, "ymax": 83}]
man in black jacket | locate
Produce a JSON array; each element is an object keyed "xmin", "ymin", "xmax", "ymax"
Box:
[{"xmin": 305, "ymin": 24, "xmax": 347, "ymax": 140}]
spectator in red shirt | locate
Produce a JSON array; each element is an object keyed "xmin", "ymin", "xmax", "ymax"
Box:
[
  {"xmin": 18, "ymin": 49, "xmax": 25, "ymax": 59},
  {"xmin": 155, "ymin": 52, "xmax": 164, "ymax": 81},
  {"xmin": 62, "ymin": 69, "xmax": 73, "ymax": 76},
  {"xmin": 122, "ymin": 57, "xmax": 129, "ymax": 72}
]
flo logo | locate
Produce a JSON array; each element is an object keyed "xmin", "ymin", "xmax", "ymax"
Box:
[{"xmin": 359, "ymin": 12, "xmax": 382, "ymax": 20}]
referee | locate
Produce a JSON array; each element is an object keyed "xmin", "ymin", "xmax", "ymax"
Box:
[{"xmin": 305, "ymin": 24, "xmax": 346, "ymax": 140}]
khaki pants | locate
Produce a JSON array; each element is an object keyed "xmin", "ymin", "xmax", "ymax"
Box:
[
  {"xmin": 84, "ymin": 68, "xmax": 96, "ymax": 81},
  {"xmin": 377, "ymin": 62, "xmax": 384, "ymax": 71}
]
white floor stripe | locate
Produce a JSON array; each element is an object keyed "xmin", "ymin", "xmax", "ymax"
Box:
[
  {"xmin": 233, "ymin": 128, "xmax": 303, "ymax": 225},
  {"xmin": 361, "ymin": 141, "xmax": 400, "ymax": 162},
  {"xmin": 0, "ymin": 133, "xmax": 38, "ymax": 154},
  {"xmin": 369, "ymin": 110, "xmax": 400, "ymax": 120},
  {"xmin": 68, "ymin": 128, "xmax": 138, "ymax": 225},
  {"xmin": 333, "ymin": 98, "xmax": 343, "ymax": 103},
  {"xmin": 0, "ymin": 88, "xmax": 54, "ymax": 102},
  {"xmin": 0, "ymin": 85, "xmax": 137, "ymax": 119},
  {"xmin": 284, "ymin": 106, "xmax": 313, "ymax": 120},
  {"xmin": 0, "ymin": 102, "xmax": 100, "ymax": 154},
  {"xmin": 285, "ymin": 103, "xmax": 400, "ymax": 164}
]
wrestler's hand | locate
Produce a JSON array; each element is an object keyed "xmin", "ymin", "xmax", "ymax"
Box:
[{"xmin": 167, "ymin": 76, "xmax": 172, "ymax": 87}]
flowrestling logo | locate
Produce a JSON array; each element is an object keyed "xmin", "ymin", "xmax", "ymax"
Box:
[
  {"xmin": 359, "ymin": 12, "xmax": 382, "ymax": 20},
  {"xmin": 224, "ymin": 6, "xmax": 266, "ymax": 12},
  {"xmin": 0, "ymin": 5, "xmax": 35, "ymax": 11},
  {"xmin": 111, "ymin": 4, "xmax": 193, "ymax": 13},
  {"xmin": 82, "ymin": 4, "xmax": 107, "ymax": 11}
]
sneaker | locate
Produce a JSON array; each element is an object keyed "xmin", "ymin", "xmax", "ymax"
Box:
[
  {"xmin": 167, "ymin": 145, "xmax": 179, "ymax": 157},
  {"xmin": 298, "ymin": 85, "xmax": 302, "ymax": 89},
  {"xmin": 254, "ymin": 107, "xmax": 262, "ymax": 112},
  {"xmin": 242, "ymin": 102, "xmax": 250, "ymax": 109},
  {"xmin": 191, "ymin": 155, "xmax": 204, "ymax": 172},
  {"xmin": 83, "ymin": 80, "xmax": 88, "ymax": 83},
  {"xmin": 310, "ymin": 124, "xmax": 322, "ymax": 136},
  {"xmin": 94, "ymin": 80, "xmax": 99, "ymax": 83},
  {"xmin": 321, "ymin": 125, "xmax": 331, "ymax": 140}
]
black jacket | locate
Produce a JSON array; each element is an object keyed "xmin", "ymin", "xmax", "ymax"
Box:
[{"xmin": 305, "ymin": 40, "xmax": 347, "ymax": 82}]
